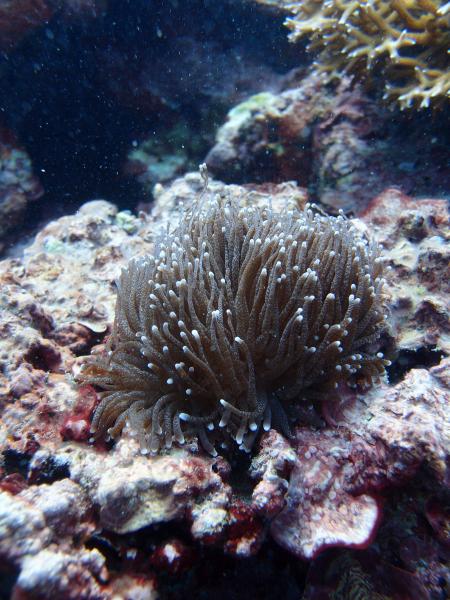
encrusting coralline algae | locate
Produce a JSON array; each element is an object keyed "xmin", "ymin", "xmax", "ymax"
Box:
[{"xmin": 82, "ymin": 177, "xmax": 390, "ymax": 456}]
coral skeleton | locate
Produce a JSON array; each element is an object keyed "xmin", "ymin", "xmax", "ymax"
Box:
[
  {"xmin": 267, "ymin": 0, "xmax": 450, "ymax": 108},
  {"xmin": 82, "ymin": 191, "xmax": 389, "ymax": 455}
]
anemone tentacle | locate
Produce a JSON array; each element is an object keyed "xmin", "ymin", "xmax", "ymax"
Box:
[{"xmin": 81, "ymin": 193, "xmax": 389, "ymax": 455}]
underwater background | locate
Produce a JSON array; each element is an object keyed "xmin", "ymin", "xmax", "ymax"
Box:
[{"xmin": 0, "ymin": 1, "xmax": 448, "ymax": 599}]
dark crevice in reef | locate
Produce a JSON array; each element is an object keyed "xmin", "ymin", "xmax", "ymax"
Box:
[
  {"xmin": 23, "ymin": 343, "xmax": 61, "ymax": 373},
  {"xmin": 2, "ymin": 449, "xmax": 32, "ymax": 479},
  {"xmin": 70, "ymin": 333, "xmax": 106, "ymax": 358},
  {"xmin": 156, "ymin": 541, "xmax": 308, "ymax": 600},
  {"xmin": 27, "ymin": 455, "xmax": 70, "ymax": 485},
  {"xmin": 86, "ymin": 520, "xmax": 195, "ymax": 572},
  {"xmin": 0, "ymin": 563, "xmax": 19, "ymax": 600},
  {"xmin": 85, "ymin": 533, "xmax": 123, "ymax": 573},
  {"xmin": 223, "ymin": 449, "xmax": 255, "ymax": 500},
  {"xmin": 86, "ymin": 527, "xmax": 308, "ymax": 600},
  {"xmin": 386, "ymin": 345, "xmax": 446, "ymax": 385},
  {"xmin": 56, "ymin": 325, "xmax": 110, "ymax": 359}
]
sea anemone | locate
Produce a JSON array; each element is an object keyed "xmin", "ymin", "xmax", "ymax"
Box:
[{"xmin": 81, "ymin": 190, "xmax": 389, "ymax": 456}]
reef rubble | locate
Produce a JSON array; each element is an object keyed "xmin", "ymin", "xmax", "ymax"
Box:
[
  {"xmin": 0, "ymin": 128, "xmax": 43, "ymax": 252},
  {"xmin": 0, "ymin": 177, "xmax": 448, "ymax": 598},
  {"xmin": 205, "ymin": 71, "xmax": 450, "ymax": 214}
]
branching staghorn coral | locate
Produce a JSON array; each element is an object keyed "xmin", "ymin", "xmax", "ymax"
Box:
[
  {"xmin": 81, "ymin": 188, "xmax": 389, "ymax": 456},
  {"xmin": 262, "ymin": 0, "xmax": 449, "ymax": 108}
]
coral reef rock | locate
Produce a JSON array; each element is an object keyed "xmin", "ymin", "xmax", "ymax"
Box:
[
  {"xmin": 271, "ymin": 363, "xmax": 449, "ymax": 559},
  {"xmin": 206, "ymin": 71, "xmax": 449, "ymax": 212},
  {"xmin": 361, "ymin": 188, "xmax": 450, "ymax": 355},
  {"xmin": 0, "ymin": 176, "xmax": 448, "ymax": 597},
  {"xmin": 0, "ymin": 129, "xmax": 43, "ymax": 250}
]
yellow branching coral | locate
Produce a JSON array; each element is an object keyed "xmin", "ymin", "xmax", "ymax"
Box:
[{"xmin": 262, "ymin": 0, "xmax": 450, "ymax": 108}]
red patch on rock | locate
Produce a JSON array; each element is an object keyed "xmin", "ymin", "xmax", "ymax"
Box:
[
  {"xmin": 0, "ymin": 472, "xmax": 27, "ymax": 495},
  {"xmin": 60, "ymin": 385, "xmax": 99, "ymax": 442},
  {"xmin": 224, "ymin": 500, "xmax": 265, "ymax": 557}
]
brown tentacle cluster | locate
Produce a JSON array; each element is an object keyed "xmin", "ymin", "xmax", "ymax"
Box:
[{"xmin": 81, "ymin": 193, "xmax": 389, "ymax": 455}]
